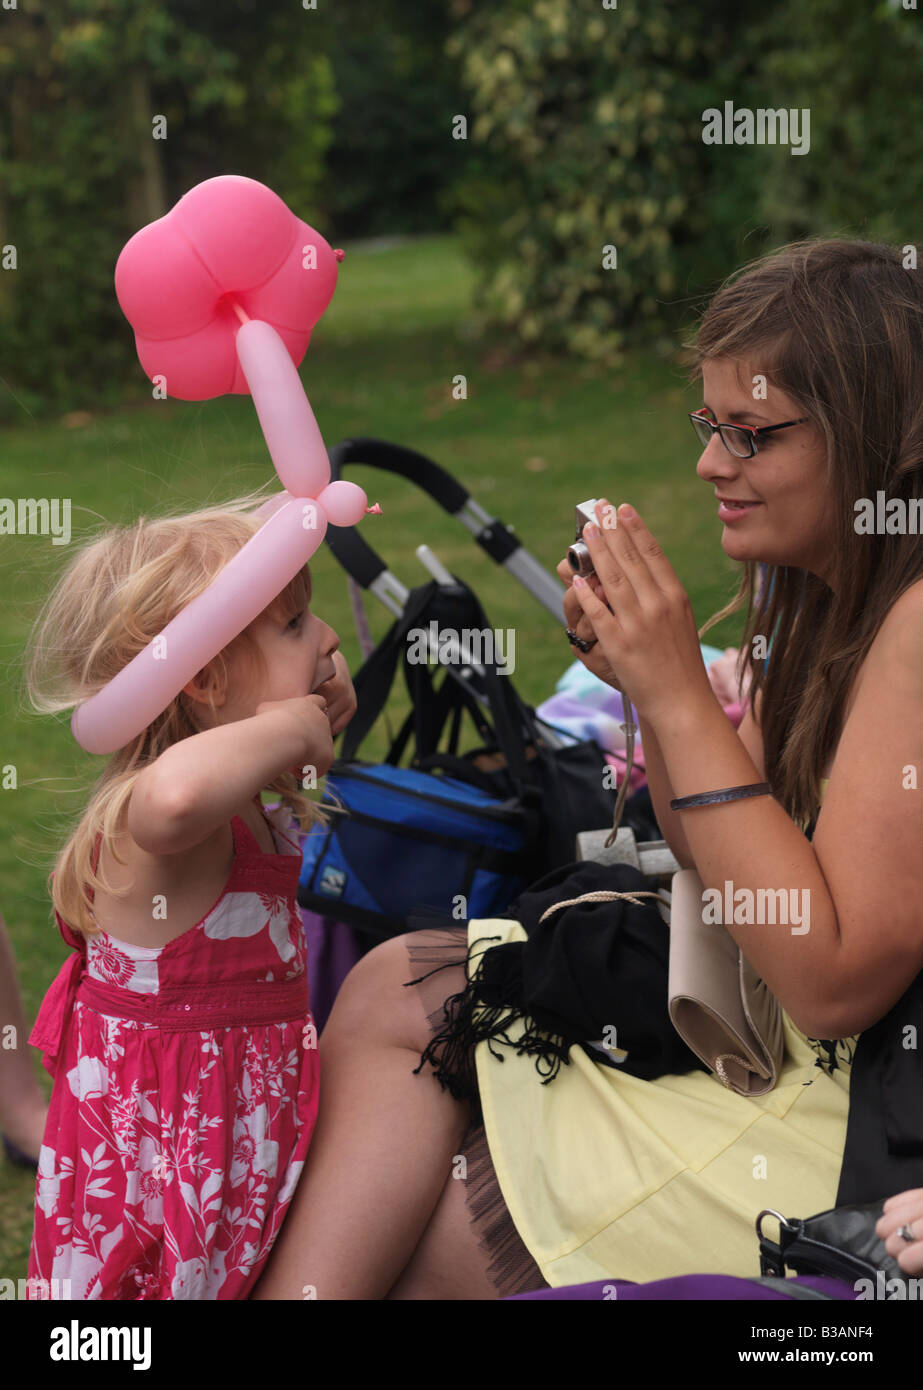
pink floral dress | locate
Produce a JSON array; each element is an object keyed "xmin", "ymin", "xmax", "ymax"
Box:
[{"xmin": 27, "ymin": 804, "xmax": 319, "ymax": 1300}]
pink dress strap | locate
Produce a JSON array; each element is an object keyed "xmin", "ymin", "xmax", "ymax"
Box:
[{"xmin": 244, "ymin": 799, "xmax": 303, "ymax": 857}]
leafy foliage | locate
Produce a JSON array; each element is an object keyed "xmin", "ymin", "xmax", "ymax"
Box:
[
  {"xmin": 444, "ymin": 0, "xmax": 920, "ymax": 365},
  {"xmin": 0, "ymin": 0, "xmax": 918, "ymax": 414},
  {"xmin": 0, "ymin": 0, "xmax": 451, "ymax": 419}
]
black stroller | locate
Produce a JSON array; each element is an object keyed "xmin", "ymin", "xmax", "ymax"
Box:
[{"xmin": 299, "ymin": 438, "xmax": 665, "ymax": 1031}]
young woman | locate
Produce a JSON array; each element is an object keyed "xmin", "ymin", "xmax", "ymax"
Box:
[{"xmin": 252, "ymin": 238, "xmax": 923, "ymax": 1299}]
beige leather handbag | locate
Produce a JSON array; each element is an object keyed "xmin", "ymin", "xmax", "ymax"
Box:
[
  {"xmin": 581, "ymin": 698, "xmax": 784, "ymax": 1098},
  {"xmin": 667, "ymin": 867, "xmax": 784, "ymax": 1097}
]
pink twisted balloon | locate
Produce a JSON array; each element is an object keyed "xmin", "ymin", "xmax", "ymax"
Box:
[{"xmin": 71, "ymin": 175, "xmax": 378, "ymax": 754}]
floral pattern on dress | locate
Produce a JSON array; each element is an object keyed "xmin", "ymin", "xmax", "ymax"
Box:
[
  {"xmin": 28, "ymin": 807, "xmax": 319, "ymax": 1301},
  {"xmin": 204, "ymin": 889, "xmax": 297, "ymax": 964},
  {"xmin": 87, "ymin": 936, "xmax": 160, "ymax": 994}
]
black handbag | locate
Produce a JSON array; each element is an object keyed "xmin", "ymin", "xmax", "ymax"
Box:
[
  {"xmin": 756, "ymin": 1201, "xmax": 914, "ymax": 1294},
  {"xmin": 336, "ymin": 572, "xmax": 644, "ymax": 885}
]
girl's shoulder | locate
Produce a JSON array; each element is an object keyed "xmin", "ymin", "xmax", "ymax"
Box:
[{"xmin": 90, "ymin": 818, "xmax": 236, "ymax": 947}]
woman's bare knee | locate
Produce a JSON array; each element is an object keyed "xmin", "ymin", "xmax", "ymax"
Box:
[{"xmin": 322, "ymin": 933, "xmax": 435, "ymax": 1053}]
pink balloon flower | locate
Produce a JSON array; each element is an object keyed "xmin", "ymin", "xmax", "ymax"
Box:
[
  {"xmin": 71, "ymin": 176, "xmax": 379, "ymax": 755},
  {"xmin": 115, "ymin": 174, "xmax": 343, "ymax": 402}
]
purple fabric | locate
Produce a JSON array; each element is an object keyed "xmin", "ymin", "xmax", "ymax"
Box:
[
  {"xmin": 505, "ymin": 1274, "xmax": 858, "ymax": 1301},
  {"xmin": 302, "ymin": 908, "xmax": 365, "ymax": 1034},
  {"xmin": 535, "ymin": 652, "xmax": 748, "ymax": 773}
]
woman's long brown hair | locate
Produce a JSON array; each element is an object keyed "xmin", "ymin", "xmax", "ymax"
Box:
[{"xmin": 687, "ymin": 238, "xmax": 923, "ymax": 830}]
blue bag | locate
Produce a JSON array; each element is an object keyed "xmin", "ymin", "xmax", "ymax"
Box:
[
  {"xmin": 297, "ymin": 574, "xmax": 622, "ymax": 946},
  {"xmin": 298, "ymin": 761, "xmax": 534, "ymax": 942}
]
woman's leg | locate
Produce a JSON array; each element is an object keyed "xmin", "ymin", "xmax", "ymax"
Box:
[
  {"xmin": 251, "ymin": 933, "xmax": 497, "ymax": 1300},
  {"xmin": 384, "ymin": 1156, "xmax": 499, "ymax": 1300}
]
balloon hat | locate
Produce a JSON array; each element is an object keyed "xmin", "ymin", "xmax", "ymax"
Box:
[{"xmin": 70, "ymin": 175, "xmax": 380, "ymax": 755}]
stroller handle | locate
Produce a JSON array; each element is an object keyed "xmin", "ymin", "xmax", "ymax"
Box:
[{"xmin": 323, "ymin": 437, "xmax": 566, "ymax": 622}]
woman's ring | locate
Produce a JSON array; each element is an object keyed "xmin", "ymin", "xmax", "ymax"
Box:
[
  {"xmin": 898, "ymin": 1223, "xmax": 917, "ymax": 1244},
  {"xmin": 565, "ymin": 627, "xmax": 598, "ymax": 653}
]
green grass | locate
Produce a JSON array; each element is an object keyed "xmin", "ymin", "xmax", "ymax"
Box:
[{"xmin": 0, "ymin": 232, "xmax": 748, "ymax": 1279}]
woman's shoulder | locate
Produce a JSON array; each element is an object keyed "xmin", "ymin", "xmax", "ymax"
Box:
[
  {"xmin": 863, "ymin": 578, "xmax": 923, "ymax": 689},
  {"xmin": 881, "ymin": 575, "xmax": 923, "ymax": 622},
  {"xmin": 822, "ymin": 578, "xmax": 923, "ymax": 780},
  {"xmin": 890, "ymin": 575, "xmax": 923, "ymax": 629}
]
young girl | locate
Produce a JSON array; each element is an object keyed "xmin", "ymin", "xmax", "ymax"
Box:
[{"xmin": 24, "ymin": 494, "xmax": 355, "ymax": 1300}]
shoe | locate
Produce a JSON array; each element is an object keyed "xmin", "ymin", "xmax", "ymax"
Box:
[{"xmin": 2, "ymin": 1133, "xmax": 39, "ymax": 1171}]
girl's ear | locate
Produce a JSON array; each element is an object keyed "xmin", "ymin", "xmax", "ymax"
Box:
[{"xmin": 182, "ymin": 658, "xmax": 228, "ymax": 710}]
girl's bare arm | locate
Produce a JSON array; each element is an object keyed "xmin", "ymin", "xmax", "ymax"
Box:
[{"xmin": 127, "ymin": 699, "xmax": 332, "ymax": 855}]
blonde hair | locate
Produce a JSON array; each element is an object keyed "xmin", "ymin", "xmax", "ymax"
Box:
[{"xmin": 25, "ymin": 487, "xmax": 340, "ymax": 939}]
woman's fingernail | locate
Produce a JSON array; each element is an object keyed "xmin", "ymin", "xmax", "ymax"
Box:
[
  {"xmin": 620, "ymin": 504, "xmax": 636, "ymax": 520},
  {"xmin": 573, "ymin": 575, "xmax": 585, "ymax": 588},
  {"xmin": 583, "ymin": 522, "xmax": 599, "ymax": 540}
]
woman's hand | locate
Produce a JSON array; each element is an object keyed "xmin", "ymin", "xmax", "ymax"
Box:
[
  {"xmin": 556, "ymin": 557, "xmax": 624, "ymax": 692},
  {"xmin": 877, "ymin": 1189, "xmax": 923, "ymax": 1275},
  {"xmin": 312, "ymin": 651, "xmax": 357, "ymax": 738},
  {"xmin": 564, "ymin": 500, "xmax": 713, "ymax": 728}
]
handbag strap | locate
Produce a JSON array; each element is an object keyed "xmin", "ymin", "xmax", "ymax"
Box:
[
  {"xmin": 384, "ymin": 669, "xmax": 484, "ymax": 765},
  {"xmin": 538, "ymin": 889, "xmax": 666, "ymax": 923},
  {"xmin": 340, "ymin": 576, "xmax": 541, "ymax": 796},
  {"xmin": 716, "ymin": 1054, "xmax": 768, "ymax": 1085},
  {"xmin": 340, "ymin": 581, "xmax": 437, "ymax": 761},
  {"xmin": 745, "ymin": 1277, "xmax": 835, "ymax": 1300}
]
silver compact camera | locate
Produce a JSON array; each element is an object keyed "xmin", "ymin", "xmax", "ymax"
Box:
[{"xmin": 567, "ymin": 498, "xmax": 606, "ymax": 578}]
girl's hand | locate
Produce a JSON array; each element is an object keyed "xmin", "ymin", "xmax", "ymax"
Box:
[
  {"xmin": 566, "ymin": 500, "xmax": 713, "ymax": 728},
  {"xmin": 255, "ymin": 693, "xmax": 335, "ymax": 779},
  {"xmin": 877, "ymin": 1189, "xmax": 923, "ymax": 1275},
  {"xmin": 312, "ymin": 651, "xmax": 357, "ymax": 738}
]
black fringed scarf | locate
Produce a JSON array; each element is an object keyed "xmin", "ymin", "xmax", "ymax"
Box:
[{"xmin": 404, "ymin": 860, "xmax": 708, "ymax": 1118}]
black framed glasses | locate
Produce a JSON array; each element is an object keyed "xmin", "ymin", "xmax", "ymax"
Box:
[{"xmin": 689, "ymin": 408, "xmax": 809, "ymax": 459}]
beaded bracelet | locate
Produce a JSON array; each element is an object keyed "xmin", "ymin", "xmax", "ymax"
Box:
[{"xmin": 670, "ymin": 782, "xmax": 772, "ymax": 812}]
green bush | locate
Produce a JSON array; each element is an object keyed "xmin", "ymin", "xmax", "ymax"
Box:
[
  {"xmin": 0, "ymin": 2, "xmax": 337, "ymax": 422},
  {"xmin": 755, "ymin": 0, "xmax": 923, "ymax": 245},
  {"xmin": 444, "ymin": 0, "xmax": 921, "ymax": 365}
]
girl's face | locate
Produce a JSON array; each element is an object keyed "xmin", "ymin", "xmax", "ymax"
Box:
[
  {"xmin": 245, "ymin": 602, "xmax": 341, "ymax": 711},
  {"xmin": 191, "ymin": 600, "xmax": 340, "ymax": 727},
  {"xmin": 695, "ymin": 358, "xmax": 835, "ymax": 588}
]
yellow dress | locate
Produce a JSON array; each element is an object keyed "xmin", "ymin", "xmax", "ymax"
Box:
[{"xmin": 467, "ymin": 780, "xmax": 854, "ymax": 1287}]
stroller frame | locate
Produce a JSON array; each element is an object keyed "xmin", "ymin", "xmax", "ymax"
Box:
[{"xmin": 322, "ymin": 437, "xmax": 679, "ymax": 883}]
